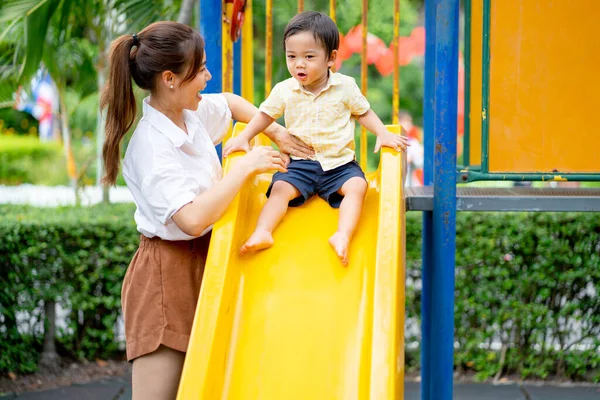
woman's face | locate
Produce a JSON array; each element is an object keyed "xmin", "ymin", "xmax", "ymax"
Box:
[{"xmin": 179, "ymin": 51, "xmax": 212, "ymax": 110}]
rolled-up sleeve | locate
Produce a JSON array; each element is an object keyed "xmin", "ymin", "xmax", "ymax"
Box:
[
  {"xmin": 141, "ymin": 164, "xmax": 208, "ymax": 225},
  {"xmin": 346, "ymin": 80, "xmax": 370, "ymax": 116},
  {"xmin": 195, "ymin": 94, "xmax": 232, "ymax": 144},
  {"xmin": 259, "ymin": 83, "xmax": 286, "ymax": 120}
]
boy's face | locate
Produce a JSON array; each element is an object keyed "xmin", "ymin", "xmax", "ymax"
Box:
[{"xmin": 285, "ymin": 31, "xmax": 336, "ymax": 90}]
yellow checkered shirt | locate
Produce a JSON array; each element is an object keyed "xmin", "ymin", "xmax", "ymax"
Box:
[{"xmin": 259, "ymin": 72, "xmax": 370, "ymax": 171}]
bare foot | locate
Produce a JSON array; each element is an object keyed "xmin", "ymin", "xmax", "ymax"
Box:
[
  {"xmin": 240, "ymin": 230, "xmax": 274, "ymax": 254},
  {"xmin": 329, "ymin": 232, "xmax": 350, "ymax": 266}
]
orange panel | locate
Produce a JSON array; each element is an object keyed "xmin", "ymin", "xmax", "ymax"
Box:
[
  {"xmin": 468, "ymin": 0, "xmax": 483, "ymax": 166},
  {"xmin": 488, "ymin": 0, "xmax": 600, "ymax": 173}
]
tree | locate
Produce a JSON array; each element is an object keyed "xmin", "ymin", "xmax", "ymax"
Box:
[{"xmin": 178, "ymin": 0, "xmax": 198, "ymax": 25}]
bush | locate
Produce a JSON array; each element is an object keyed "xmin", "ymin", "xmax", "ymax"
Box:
[
  {"xmin": 0, "ymin": 204, "xmax": 138, "ymax": 373},
  {"xmin": 405, "ymin": 212, "xmax": 600, "ymax": 382},
  {"xmin": 1, "ymin": 206, "xmax": 599, "ymax": 382},
  {"xmin": 0, "ymin": 135, "xmax": 63, "ymax": 185},
  {"xmin": 0, "ymin": 134, "xmax": 127, "ymax": 186}
]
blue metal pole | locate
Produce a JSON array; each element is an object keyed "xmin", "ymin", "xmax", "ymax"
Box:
[
  {"xmin": 431, "ymin": 0, "xmax": 459, "ymax": 399},
  {"xmin": 200, "ymin": 0, "xmax": 223, "ymax": 159},
  {"xmin": 234, "ymin": 38, "xmax": 242, "ymax": 96},
  {"xmin": 420, "ymin": 0, "xmax": 436, "ymax": 398}
]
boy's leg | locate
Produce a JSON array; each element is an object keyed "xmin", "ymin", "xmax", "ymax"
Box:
[
  {"xmin": 241, "ymin": 181, "xmax": 300, "ymax": 254},
  {"xmin": 329, "ymin": 177, "xmax": 368, "ymax": 265}
]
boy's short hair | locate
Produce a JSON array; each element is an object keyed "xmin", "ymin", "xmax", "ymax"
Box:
[{"xmin": 283, "ymin": 11, "xmax": 339, "ymax": 56}]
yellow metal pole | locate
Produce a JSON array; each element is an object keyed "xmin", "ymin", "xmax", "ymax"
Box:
[
  {"xmin": 330, "ymin": 0, "xmax": 337, "ymax": 73},
  {"xmin": 222, "ymin": 0, "xmax": 233, "ymax": 93},
  {"xmin": 298, "ymin": 0, "xmax": 304, "ymax": 13},
  {"xmin": 360, "ymin": 0, "xmax": 368, "ymax": 170},
  {"xmin": 392, "ymin": 0, "xmax": 400, "ymax": 125},
  {"xmin": 329, "ymin": 0, "xmax": 336, "ymax": 22},
  {"xmin": 242, "ymin": 0, "xmax": 254, "ymax": 103},
  {"xmin": 265, "ymin": 0, "xmax": 273, "ymax": 97}
]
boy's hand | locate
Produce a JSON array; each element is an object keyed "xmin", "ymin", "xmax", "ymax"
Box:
[
  {"xmin": 374, "ymin": 130, "xmax": 410, "ymax": 153},
  {"xmin": 224, "ymin": 135, "xmax": 251, "ymax": 157}
]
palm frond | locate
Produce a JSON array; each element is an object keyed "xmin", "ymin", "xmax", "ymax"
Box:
[
  {"xmin": 19, "ymin": 0, "xmax": 61, "ymax": 82},
  {"xmin": 114, "ymin": 0, "xmax": 178, "ymax": 33}
]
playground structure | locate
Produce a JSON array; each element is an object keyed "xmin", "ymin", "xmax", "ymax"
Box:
[{"xmin": 177, "ymin": 0, "xmax": 600, "ymax": 399}]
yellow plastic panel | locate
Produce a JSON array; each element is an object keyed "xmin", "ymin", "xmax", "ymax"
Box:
[
  {"xmin": 468, "ymin": 0, "xmax": 483, "ymax": 166},
  {"xmin": 177, "ymin": 124, "xmax": 406, "ymax": 399},
  {"xmin": 488, "ymin": 0, "xmax": 600, "ymax": 173}
]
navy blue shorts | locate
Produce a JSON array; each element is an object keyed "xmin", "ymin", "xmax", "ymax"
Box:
[{"xmin": 266, "ymin": 160, "xmax": 366, "ymax": 208}]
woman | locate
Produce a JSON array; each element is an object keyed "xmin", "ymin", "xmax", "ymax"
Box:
[{"xmin": 101, "ymin": 21, "xmax": 313, "ymax": 399}]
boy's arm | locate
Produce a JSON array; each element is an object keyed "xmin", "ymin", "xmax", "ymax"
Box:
[
  {"xmin": 238, "ymin": 111, "xmax": 276, "ymax": 142},
  {"xmin": 222, "ymin": 111, "xmax": 275, "ymax": 157},
  {"xmin": 223, "ymin": 92, "xmax": 314, "ymax": 158},
  {"xmin": 356, "ymin": 109, "xmax": 409, "ymax": 152}
]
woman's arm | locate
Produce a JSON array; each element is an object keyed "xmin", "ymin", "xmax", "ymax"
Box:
[
  {"xmin": 221, "ymin": 92, "xmax": 276, "ymax": 135},
  {"xmin": 172, "ymin": 146, "xmax": 286, "ymax": 236}
]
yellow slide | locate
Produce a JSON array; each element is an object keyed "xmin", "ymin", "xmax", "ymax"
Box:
[{"xmin": 177, "ymin": 124, "xmax": 406, "ymax": 399}]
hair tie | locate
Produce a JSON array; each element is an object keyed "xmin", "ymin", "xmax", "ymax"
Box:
[{"xmin": 132, "ymin": 33, "xmax": 140, "ymax": 46}]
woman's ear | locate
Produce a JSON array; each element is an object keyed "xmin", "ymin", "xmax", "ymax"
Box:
[
  {"xmin": 160, "ymin": 70, "xmax": 176, "ymax": 89},
  {"xmin": 327, "ymin": 49, "xmax": 338, "ymax": 68}
]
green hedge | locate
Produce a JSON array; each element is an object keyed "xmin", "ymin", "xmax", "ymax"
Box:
[
  {"xmin": 1, "ymin": 205, "xmax": 599, "ymax": 381},
  {"xmin": 405, "ymin": 212, "xmax": 600, "ymax": 382},
  {"xmin": 0, "ymin": 204, "xmax": 138, "ymax": 373},
  {"xmin": 0, "ymin": 135, "xmax": 64, "ymax": 185}
]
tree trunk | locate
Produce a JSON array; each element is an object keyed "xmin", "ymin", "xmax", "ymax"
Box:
[
  {"xmin": 58, "ymin": 82, "xmax": 78, "ymax": 204},
  {"xmin": 39, "ymin": 300, "xmax": 60, "ymax": 373},
  {"xmin": 177, "ymin": 0, "xmax": 197, "ymax": 25}
]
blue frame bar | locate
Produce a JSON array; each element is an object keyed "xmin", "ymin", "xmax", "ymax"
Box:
[
  {"xmin": 420, "ymin": 0, "xmax": 436, "ymax": 399},
  {"xmin": 199, "ymin": 0, "xmax": 222, "ymax": 96},
  {"xmin": 200, "ymin": 0, "xmax": 223, "ymax": 159},
  {"xmin": 234, "ymin": 37, "xmax": 242, "ymax": 96},
  {"xmin": 431, "ymin": 0, "xmax": 459, "ymax": 399}
]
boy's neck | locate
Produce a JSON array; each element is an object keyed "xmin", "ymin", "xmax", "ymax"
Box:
[{"xmin": 302, "ymin": 70, "xmax": 331, "ymax": 95}]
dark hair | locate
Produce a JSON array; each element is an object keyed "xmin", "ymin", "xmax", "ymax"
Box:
[
  {"xmin": 100, "ymin": 21, "xmax": 205, "ymax": 185},
  {"xmin": 283, "ymin": 11, "xmax": 339, "ymax": 56}
]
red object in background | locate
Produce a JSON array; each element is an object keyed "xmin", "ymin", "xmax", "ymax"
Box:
[
  {"xmin": 343, "ymin": 26, "xmax": 363, "ymax": 54},
  {"xmin": 229, "ymin": 0, "xmax": 247, "ymax": 42},
  {"xmin": 366, "ymin": 33, "xmax": 387, "ymax": 64},
  {"xmin": 457, "ymin": 52, "xmax": 465, "ymax": 135},
  {"xmin": 339, "ymin": 25, "xmax": 427, "ymax": 76},
  {"xmin": 398, "ymin": 37, "xmax": 415, "ymax": 65},
  {"xmin": 375, "ymin": 47, "xmax": 394, "ymax": 75},
  {"xmin": 336, "ymin": 25, "xmax": 464, "ymax": 145},
  {"xmin": 409, "ymin": 26, "xmax": 425, "ymax": 56},
  {"xmin": 337, "ymin": 33, "xmax": 353, "ymax": 61},
  {"xmin": 341, "ymin": 25, "xmax": 387, "ymax": 64}
]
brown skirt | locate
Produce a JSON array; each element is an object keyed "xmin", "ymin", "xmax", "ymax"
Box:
[{"xmin": 121, "ymin": 233, "xmax": 211, "ymax": 361}]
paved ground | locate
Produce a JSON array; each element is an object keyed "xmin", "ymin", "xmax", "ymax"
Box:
[{"xmin": 2, "ymin": 374, "xmax": 599, "ymax": 399}]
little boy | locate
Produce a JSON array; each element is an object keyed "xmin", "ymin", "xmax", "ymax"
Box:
[{"xmin": 224, "ymin": 11, "xmax": 408, "ymax": 265}]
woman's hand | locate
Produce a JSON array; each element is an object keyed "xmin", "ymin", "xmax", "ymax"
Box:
[
  {"xmin": 237, "ymin": 146, "xmax": 288, "ymax": 175},
  {"xmin": 270, "ymin": 126, "xmax": 314, "ymax": 159},
  {"xmin": 223, "ymin": 135, "xmax": 251, "ymax": 157}
]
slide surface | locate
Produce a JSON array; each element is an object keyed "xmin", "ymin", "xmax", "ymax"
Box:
[{"xmin": 177, "ymin": 124, "xmax": 405, "ymax": 400}]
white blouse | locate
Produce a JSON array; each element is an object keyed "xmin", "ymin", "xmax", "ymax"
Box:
[{"xmin": 122, "ymin": 94, "xmax": 232, "ymax": 241}]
